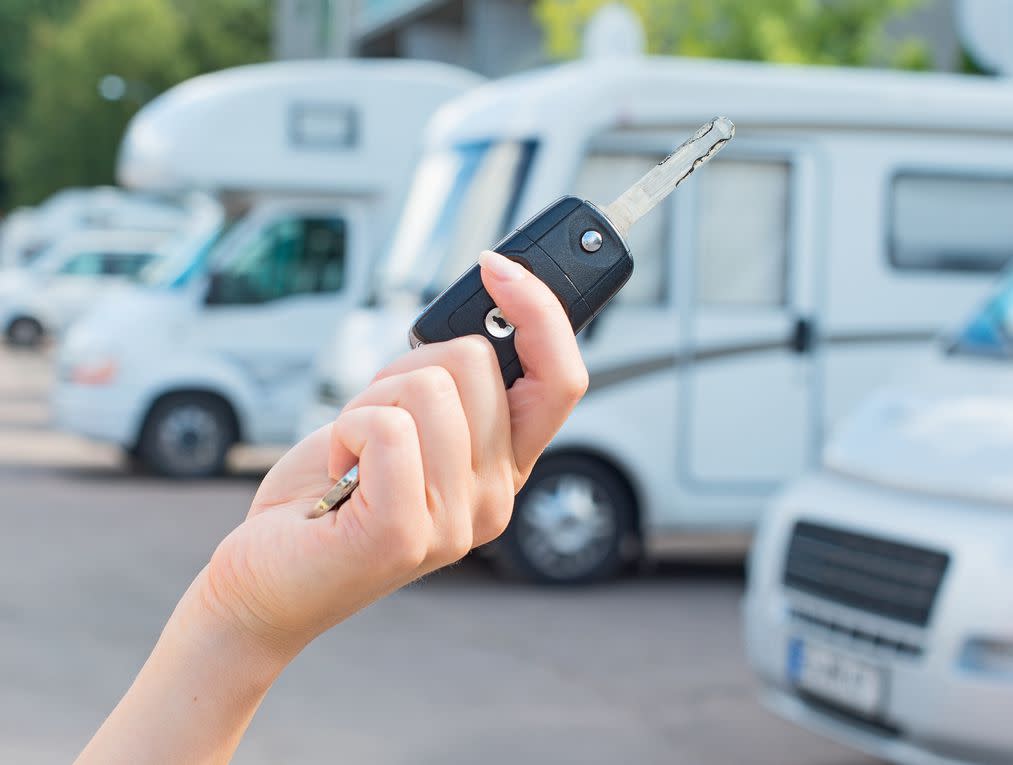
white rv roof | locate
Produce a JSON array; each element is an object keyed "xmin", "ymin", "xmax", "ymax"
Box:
[
  {"xmin": 47, "ymin": 227, "xmax": 171, "ymax": 254},
  {"xmin": 427, "ymin": 55, "xmax": 1013, "ymax": 145},
  {"xmin": 119, "ymin": 59, "xmax": 482, "ymax": 194}
]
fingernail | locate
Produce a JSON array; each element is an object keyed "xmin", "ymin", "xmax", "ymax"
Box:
[{"xmin": 479, "ymin": 250, "xmax": 526, "ymax": 282}]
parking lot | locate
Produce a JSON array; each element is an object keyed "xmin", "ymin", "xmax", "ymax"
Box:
[{"xmin": 0, "ymin": 347, "xmax": 874, "ymax": 764}]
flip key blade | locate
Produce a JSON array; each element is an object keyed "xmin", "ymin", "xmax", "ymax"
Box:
[{"xmin": 604, "ymin": 116, "xmax": 735, "ymax": 237}]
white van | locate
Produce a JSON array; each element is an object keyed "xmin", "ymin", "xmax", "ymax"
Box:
[
  {"xmin": 53, "ymin": 60, "xmax": 480, "ymax": 477},
  {"xmin": 0, "ymin": 228, "xmax": 169, "ymax": 347},
  {"xmin": 303, "ymin": 54, "xmax": 1013, "ymax": 583},
  {"xmin": 743, "ymin": 276, "xmax": 1013, "ymax": 765},
  {"xmin": 0, "ymin": 187, "xmax": 185, "ymax": 269}
]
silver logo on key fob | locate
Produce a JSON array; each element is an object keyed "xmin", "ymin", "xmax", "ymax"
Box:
[{"xmin": 484, "ymin": 307, "xmax": 515, "ymax": 339}]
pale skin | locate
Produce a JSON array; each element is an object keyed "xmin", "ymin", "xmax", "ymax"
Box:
[{"xmin": 75, "ymin": 250, "xmax": 590, "ymax": 764}]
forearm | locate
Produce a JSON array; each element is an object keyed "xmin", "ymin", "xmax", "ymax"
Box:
[{"xmin": 76, "ymin": 570, "xmax": 291, "ymax": 765}]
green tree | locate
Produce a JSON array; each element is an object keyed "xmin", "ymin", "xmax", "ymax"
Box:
[
  {"xmin": 4, "ymin": 0, "xmax": 271, "ymax": 206},
  {"xmin": 6, "ymin": 0, "xmax": 190, "ymax": 204},
  {"xmin": 0, "ymin": 0, "xmax": 80, "ymax": 204},
  {"xmin": 534, "ymin": 0, "xmax": 930, "ymax": 69},
  {"xmin": 174, "ymin": 0, "xmax": 273, "ymax": 73}
]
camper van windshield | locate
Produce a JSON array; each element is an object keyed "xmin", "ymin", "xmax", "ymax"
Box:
[
  {"xmin": 951, "ymin": 274, "xmax": 1013, "ymax": 359},
  {"xmin": 379, "ymin": 139, "xmax": 536, "ymax": 301},
  {"xmin": 140, "ymin": 219, "xmax": 233, "ymax": 289}
]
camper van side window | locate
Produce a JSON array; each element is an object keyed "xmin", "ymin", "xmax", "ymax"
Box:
[
  {"xmin": 889, "ymin": 173, "xmax": 1013, "ymax": 273},
  {"xmin": 572, "ymin": 153, "xmax": 669, "ymax": 305},
  {"xmin": 57, "ymin": 252, "xmax": 105, "ymax": 276},
  {"xmin": 696, "ymin": 160, "xmax": 790, "ymax": 307},
  {"xmin": 211, "ymin": 216, "xmax": 347, "ymax": 304},
  {"xmin": 101, "ymin": 253, "xmax": 157, "ymax": 279}
]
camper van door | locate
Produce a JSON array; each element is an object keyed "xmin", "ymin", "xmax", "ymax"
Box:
[
  {"xmin": 679, "ymin": 144, "xmax": 820, "ymax": 505},
  {"xmin": 195, "ymin": 199, "xmax": 366, "ymax": 442}
]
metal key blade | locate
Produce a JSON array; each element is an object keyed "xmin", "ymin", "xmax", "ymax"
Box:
[
  {"xmin": 604, "ymin": 116, "xmax": 735, "ymax": 238},
  {"xmin": 310, "ymin": 464, "xmax": 358, "ymax": 518}
]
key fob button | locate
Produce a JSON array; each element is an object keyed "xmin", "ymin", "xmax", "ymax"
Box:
[{"xmin": 446, "ymin": 287, "xmax": 517, "ymax": 372}]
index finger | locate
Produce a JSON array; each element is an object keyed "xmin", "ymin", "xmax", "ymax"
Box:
[{"xmin": 478, "ymin": 250, "xmax": 588, "ymax": 477}]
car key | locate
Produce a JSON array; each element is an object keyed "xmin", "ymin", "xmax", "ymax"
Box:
[{"xmin": 310, "ymin": 116, "xmax": 734, "ymax": 518}]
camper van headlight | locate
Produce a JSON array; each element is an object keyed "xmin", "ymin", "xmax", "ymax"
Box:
[
  {"xmin": 68, "ymin": 356, "xmax": 119, "ymax": 385},
  {"xmin": 59, "ymin": 350, "xmax": 119, "ymax": 385},
  {"xmin": 59, "ymin": 330, "xmax": 119, "ymax": 386},
  {"xmin": 960, "ymin": 638, "xmax": 1013, "ymax": 680}
]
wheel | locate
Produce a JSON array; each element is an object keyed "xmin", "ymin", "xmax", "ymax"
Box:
[
  {"xmin": 492, "ymin": 455, "xmax": 636, "ymax": 584},
  {"xmin": 6, "ymin": 316, "xmax": 44, "ymax": 348},
  {"xmin": 136, "ymin": 394, "xmax": 236, "ymax": 478}
]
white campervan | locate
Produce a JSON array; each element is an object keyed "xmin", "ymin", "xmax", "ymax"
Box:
[
  {"xmin": 0, "ymin": 187, "xmax": 185, "ymax": 270},
  {"xmin": 0, "ymin": 228, "xmax": 170, "ymax": 347},
  {"xmin": 743, "ymin": 275, "xmax": 1013, "ymax": 765},
  {"xmin": 53, "ymin": 60, "xmax": 480, "ymax": 477},
  {"xmin": 303, "ymin": 54, "xmax": 1013, "ymax": 583}
]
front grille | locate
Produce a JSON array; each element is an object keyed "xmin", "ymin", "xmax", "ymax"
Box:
[
  {"xmin": 789, "ymin": 607, "xmax": 923, "ymax": 657},
  {"xmin": 783, "ymin": 521, "xmax": 950, "ymax": 627}
]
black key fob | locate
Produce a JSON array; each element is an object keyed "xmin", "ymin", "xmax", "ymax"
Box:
[{"xmin": 409, "ymin": 196, "xmax": 633, "ymax": 387}]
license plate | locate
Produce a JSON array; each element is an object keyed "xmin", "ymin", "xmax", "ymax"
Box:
[{"xmin": 787, "ymin": 638, "xmax": 886, "ymax": 717}]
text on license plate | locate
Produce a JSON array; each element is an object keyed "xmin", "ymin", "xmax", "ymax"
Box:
[{"xmin": 787, "ymin": 638, "xmax": 886, "ymax": 717}]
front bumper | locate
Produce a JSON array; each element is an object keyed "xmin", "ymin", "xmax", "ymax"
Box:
[
  {"xmin": 744, "ymin": 473, "xmax": 1013, "ymax": 765},
  {"xmin": 51, "ymin": 380, "xmax": 142, "ymax": 447}
]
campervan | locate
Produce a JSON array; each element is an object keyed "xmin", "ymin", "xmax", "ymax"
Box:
[
  {"xmin": 303, "ymin": 54, "xmax": 1013, "ymax": 583},
  {"xmin": 743, "ymin": 274, "xmax": 1013, "ymax": 765},
  {"xmin": 53, "ymin": 60, "xmax": 481, "ymax": 477},
  {"xmin": 0, "ymin": 228, "xmax": 170, "ymax": 347},
  {"xmin": 0, "ymin": 187, "xmax": 184, "ymax": 270}
]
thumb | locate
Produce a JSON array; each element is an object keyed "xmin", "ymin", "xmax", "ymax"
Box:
[{"xmin": 479, "ymin": 250, "xmax": 588, "ymax": 475}]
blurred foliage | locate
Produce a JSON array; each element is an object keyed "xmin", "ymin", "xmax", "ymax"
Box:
[
  {"xmin": 0, "ymin": 0, "xmax": 80, "ymax": 204},
  {"xmin": 2, "ymin": 0, "xmax": 271, "ymax": 207},
  {"xmin": 958, "ymin": 45, "xmax": 992, "ymax": 76},
  {"xmin": 174, "ymin": 0, "xmax": 273, "ymax": 73},
  {"xmin": 534, "ymin": 0, "xmax": 931, "ymax": 69}
]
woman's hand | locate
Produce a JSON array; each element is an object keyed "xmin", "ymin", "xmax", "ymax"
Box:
[
  {"xmin": 76, "ymin": 250, "xmax": 588, "ymax": 765},
  {"xmin": 196, "ymin": 249, "xmax": 589, "ymax": 660}
]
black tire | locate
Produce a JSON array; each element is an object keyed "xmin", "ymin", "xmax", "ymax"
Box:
[
  {"xmin": 5, "ymin": 316, "xmax": 44, "ymax": 348},
  {"xmin": 492, "ymin": 454, "xmax": 636, "ymax": 585},
  {"xmin": 136, "ymin": 393, "xmax": 237, "ymax": 478}
]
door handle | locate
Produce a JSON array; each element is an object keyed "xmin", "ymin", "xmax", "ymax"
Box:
[{"xmin": 790, "ymin": 316, "xmax": 815, "ymax": 354}]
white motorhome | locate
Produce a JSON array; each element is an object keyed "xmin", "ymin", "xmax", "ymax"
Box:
[
  {"xmin": 303, "ymin": 54, "xmax": 1013, "ymax": 583},
  {"xmin": 0, "ymin": 228, "xmax": 170, "ymax": 347},
  {"xmin": 743, "ymin": 277, "xmax": 1013, "ymax": 765},
  {"xmin": 0, "ymin": 187, "xmax": 184, "ymax": 270},
  {"xmin": 53, "ymin": 60, "xmax": 481, "ymax": 477}
]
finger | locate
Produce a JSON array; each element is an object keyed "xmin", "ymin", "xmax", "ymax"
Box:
[
  {"xmin": 478, "ymin": 250, "xmax": 589, "ymax": 477},
  {"xmin": 325, "ymin": 405, "xmax": 430, "ymax": 570},
  {"xmin": 373, "ymin": 335, "xmax": 510, "ymax": 474},
  {"xmin": 372, "ymin": 337, "xmax": 516, "ymax": 544},
  {"xmin": 249, "ymin": 424, "xmax": 332, "ymax": 518},
  {"xmin": 339, "ymin": 367, "xmax": 475, "ymax": 558}
]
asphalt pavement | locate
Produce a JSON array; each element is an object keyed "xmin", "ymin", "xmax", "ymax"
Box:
[{"xmin": 0, "ymin": 346, "xmax": 877, "ymax": 764}]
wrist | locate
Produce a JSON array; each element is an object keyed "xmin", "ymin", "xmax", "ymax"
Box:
[
  {"xmin": 76, "ymin": 570, "xmax": 296, "ymax": 764},
  {"xmin": 167, "ymin": 567, "xmax": 301, "ymax": 688}
]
